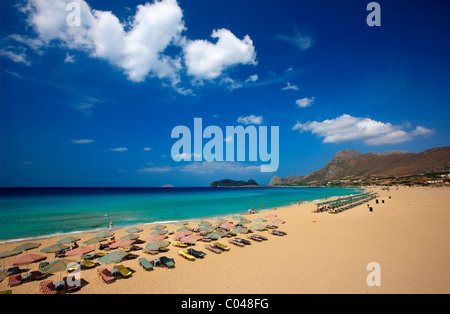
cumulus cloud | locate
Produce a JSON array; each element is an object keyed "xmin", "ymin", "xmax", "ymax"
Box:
[
  {"xmin": 296, "ymin": 97, "xmax": 315, "ymax": 108},
  {"xmin": 183, "ymin": 28, "xmax": 257, "ymax": 82},
  {"xmin": 237, "ymin": 114, "xmax": 264, "ymax": 125},
  {"xmin": 6, "ymin": 0, "xmax": 258, "ymax": 93},
  {"xmin": 71, "ymin": 139, "xmax": 94, "ymax": 144},
  {"xmin": 109, "ymin": 147, "xmax": 127, "ymax": 152},
  {"xmin": 293, "ymin": 114, "xmax": 434, "ymax": 145}
]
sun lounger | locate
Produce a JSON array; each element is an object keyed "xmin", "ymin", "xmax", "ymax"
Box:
[
  {"xmin": 266, "ymin": 225, "xmax": 278, "ymax": 229},
  {"xmin": 40, "ymin": 280, "xmax": 57, "ymax": 294},
  {"xmin": 178, "ymin": 250, "xmax": 196, "ymax": 261},
  {"xmin": 30, "ymin": 270, "xmax": 47, "ymax": 280},
  {"xmin": 4, "ymin": 267, "xmax": 19, "ymax": 274},
  {"xmin": 205, "ymin": 244, "xmax": 221, "ymax": 254},
  {"xmin": 235, "ymin": 238, "xmax": 251, "ymax": 245},
  {"xmin": 138, "ymin": 258, "xmax": 153, "ymax": 271},
  {"xmin": 160, "ymin": 256, "xmax": 175, "ymax": 268},
  {"xmin": 143, "ymin": 248, "xmax": 159, "ymax": 255},
  {"xmin": 114, "ymin": 264, "xmax": 132, "ymax": 278},
  {"xmin": 82, "ymin": 259, "xmax": 96, "ymax": 269},
  {"xmin": 271, "ymin": 230, "xmax": 287, "ymax": 236},
  {"xmin": 8, "ymin": 274, "xmax": 22, "ymax": 287},
  {"xmin": 248, "ymin": 235, "xmax": 262, "ymax": 242},
  {"xmin": 213, "ymin": 242, "xmax": 230, "ymax": 251},
  {"xmin": 187, "ymin": 248, "xmax": 206, "ymax": 258},
  {"xmin": 97, "ymin": 268, "xmax": 115, "ymax": 284},
  {"xmin": 228, "ymin": 239, "xmax": 244, "ymax": 247},
  {"xmin": 255, "ymin": 234, "xmax": 268, "ymax": 240},
  {"xmin": 173, "ymin": 241, "xmax": 188, "ymax": 247},
  {"xmin": 64, "ymin": 277, "xmax": 80, "ymax": 293}
]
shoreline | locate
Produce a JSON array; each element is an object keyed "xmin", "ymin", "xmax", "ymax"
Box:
[{"xmin": 0, "ymin": 187, "xmax": 362, "ymax": 244}]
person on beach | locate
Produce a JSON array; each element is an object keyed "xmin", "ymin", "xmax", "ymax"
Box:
[
  {"xmin": 72, "ymin": 241, "xmax": 79, "ymax": 250},
  {"xmin": 109, "ymin": 221, "xmax": 113, "ymax": 230}
]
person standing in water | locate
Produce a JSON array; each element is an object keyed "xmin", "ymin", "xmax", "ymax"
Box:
[{"xmin": 109, "ymin": 220, "xmax": 113, "ymax": 230}]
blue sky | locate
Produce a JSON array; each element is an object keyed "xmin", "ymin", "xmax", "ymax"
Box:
[{"xmin": 1, "ymin": 0, "xmax": 449, "ymax": 187}]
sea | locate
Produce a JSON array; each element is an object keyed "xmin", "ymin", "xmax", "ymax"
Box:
[{"xmin": 0, "ymin": 187, "xmax": 362, "ymax": 243}]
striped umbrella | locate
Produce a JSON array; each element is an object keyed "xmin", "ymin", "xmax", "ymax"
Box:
[
  {"xmin": 57, "ymin": 236, "xmax": 81, "ymax": 245},
  {"xmin": 97, "ymin": 251, "xmax": 129, "ymax": 265}
]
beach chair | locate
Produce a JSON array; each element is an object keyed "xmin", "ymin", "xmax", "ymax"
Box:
[
  {"xmin": 8, "ymin": 274, "xmax": 22, "ymax": 287},
  {"xmin": 235, "ymin": 238, "xmax": 251, "ymax": 245},
  {"xmin": 213, "ymin": 242, "xmax": 230, "ymax": 251},
  {"xmin": 248, "ymin": 235, "xmax": 262, "ymax": 242},
  {"xmin": 64, "ymin": 277, "xmax": 80, "ymax": 293},
  {"xmin": 30, "ymin": 270, "xmax": 47, "ymax": 280},
  {"xmin": 114, "ymin": 264, "xmax": 132, "ymax": 278},
  {"xmin": 173, "ymin": 241, "xmax": 188, "ymax": 248},
  {"xmin": 97, "ymin": 268, "xmax": 115, "ymax": 284},
  {"xmin": 187, "ymin": 248, "xmax": 206, "ymax": 258},
  {"xmin": 228, "ymin": 239, "xmax": 244, "ymax": 247},
  {"xmin": 138, "ymin": 258, "xmax": 153, "ymax": 271},
  {"xmin": 178, "ymin": 250, "xmax": 196, "ymax": 261},
  {"xmin": 160, "ymin": 256, "xmax": 175, "ymax": 268},
  {"xmin": 271, "ymin": 230, "xmax": 287, "ymax": 236},
  {"xmin": 82, "ymin": 259, "xmax": 96, "ymax": 269},
  {"xmin": 143, "ymin": 248, "xmax": 159, "ymax": 255},
  {"xmin": 40, "ymin": 280, "xmax": 57, "ymax": 294},
  {"xmin": 205, "ymin": 244, "xmax": 221, "ymax": 254}
]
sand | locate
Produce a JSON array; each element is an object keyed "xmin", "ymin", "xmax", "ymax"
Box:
[{"xmin": 1, "ymin": 186, "xmax": 449, "ymax": 294}]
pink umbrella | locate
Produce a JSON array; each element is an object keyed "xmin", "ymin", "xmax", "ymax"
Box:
[
  {"xmin": 174, "ymin": 230, "xmax": 192, "ymax": 240},
  {"xmin": 265, "ymin": 214, "xmax": 277, "ymax": 219},
  {"xmin": 271, "ymin": 219, "xmax": 286, "ymax": 225},
  {"xmin": 9, "ymin": 253, "xmax": 47, "ymax": 267},
  {"xmin": 220, "ymin": 222, "xmax": 235, "ymax": 230},
  {"xmin": 65, "ymin": 246, "xmax": 95, "ymax": 257},
  {"xmin": 179, "ymin": 234, "xmax": 202, "ymax": 244},
  {"xmin": 109, "ymin": 239, "xmax": 134, "ymax": 249},
  {"xmin": 145, "ymin": 234, "xmax": 167, "ymax": 242}
]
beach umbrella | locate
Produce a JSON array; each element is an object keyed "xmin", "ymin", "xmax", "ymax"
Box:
[
  {"xmin": 213, "ymin": 217, "xmax": 227, "ymax": 224},
  {"xmin": 65, "ymin": 246, "xmax": 95, "ymax": 257},
  {"xmin": 238, "ymin": 218, "xmax": 252, "ymax": 225},
  {"xmin": 271, "ymin": 219, "xmax": 286, "ymax": 225},
  {"xmin": 12, "ymin": 242, "xmax": 41, "ymax": 253},
  {"xmin": 220, "ymin": 222, "xmax": 235, "ymax": 230},
  {"xmin": 180, "ymin": 234, "xmax": 202, "ymax": 244},
  {"xmin": 232, "ymin": 215, "xmax": 243, "ymax": 220},
  {"xmin": 109, "ymin": 239, "xmax": 134, "ymax": 249},
  {"xmin": 0, "ymin": 250, "xmax": 20, "ymax": 270},
  {"xmin": 174, "ymin": 230, "xmax": 192, "ymax": 240},
  {"xmin": 40, "ymin": 243, "xmax": 70, "ymax": 257},
  {"xmin": 265, "ymin": 214, "xmax": 277, "ymax": 219},
  {"xmin": 96, "ymin": 231, "xmax": 114, "ymax": 238},
  {"xmin": 40, "ymin": 259, "xmax": 76, "ymax": 282},
  {"xmin": 145, "ymin": 240, "xmax": 170, "ymax": 251},
  {"xmin": 232, "ymin": 226, "xmax": 249, "ymax": 234},
  {"xmin": 97, "ymin": 251, "xmax": 129, "ymax": 265},
  {"xmin": 254, "ymin": 218, "xmax": 267, "ymax": 222},
  {"xmin": 199, "ymin": 226, "xmax": 214, "ymax": 233},
  {"xmin": 9, "ymin": 253, "xmax": 47, "ymax": 274},
  {"xmin": 121, "ymin": 233, "xmax": 139, "ymax": 240},
  {"xmin": 145, "ymin": 234, "xmax": 167, "ymax": 242},
  {"xmin": 125, "ymin": 227, "xmax": 143, "ymax": 233},
  {"xmin": 207, "ymin": 231, "xmax": 226, "ymax": 240},
  {"xmin": 57, "ymin": 236, "xmax": 81, "ymax": 245},
  {"xmin": 83, "ymin": 236, "xmax": 107, "ymax": 245},
  {"xmin": 174, "ymin": 221, "xmax": 188, "ymax": 226},
  {"xmin": 150, "ymin": 224, "xmax": 167, "ymax": 230},
  {"xmin": 250, "ymin": 224, "xmax": 267, "ymax": 231},
  {"xmin": 151, "ymin": 229, "xmax": 168, "ymax": 235},
  {"xmin": 176, "ymin": 226, "xmax": 191, "ymax": 232}
]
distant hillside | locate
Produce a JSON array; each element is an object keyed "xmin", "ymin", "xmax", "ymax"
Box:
[
  {"xmin": 270, "ymin": 146, "xmax": 450, "ymax": 186},
  {"xmin": 210, "ymin": 179, "xmax": 258, "ymax": 187}
]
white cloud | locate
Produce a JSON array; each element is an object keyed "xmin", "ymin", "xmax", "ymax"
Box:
[
  {"xmin": 276, "ymin": 29, "xmax": 313, "ymax": 50},
  {"xmin": 281, "ymin": 82, "xmax": 299, "ymax": 91},
  {"xmin": 296, "ymin": 97, "xmax": 315, "ymax": 108},
  {"xmin": 109, "ymin": 147, "xmax": 127, "ymax": 152},
  {"xmin": 183, "ymin": 28, "xmax": 257, "ymax": 82},
  {"xmin": 143, "ymin": 147, "xmax": 152, "ymax": 151},
  {"xmin": 179, "ymin": 161, "xmax": 260, "ymax": 174},
  {"xmin": 138, "ymin": 166, "xmax": 172, "ymax": 173},
  {"xmin": 293, "ymin": 114, "xmax": 434, "ymax": 145},
  {"xmin": 64, "ymin": 53, "xmax": 75, "ymax": 63},
  {"xmin": 71, "ymin": 139, "xmax": 94, "ymax": 144},
  {"xmin": 237, "ymin": 114, "xmax": 264, "ymax": 125}
]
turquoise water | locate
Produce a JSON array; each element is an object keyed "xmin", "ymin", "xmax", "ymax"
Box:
[{"xmin": 0, "ymin": 187, "xmax": 362, "ymax": 242}]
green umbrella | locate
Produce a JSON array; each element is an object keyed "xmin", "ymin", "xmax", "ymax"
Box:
[
  {"xmin": 213, "ymin": 217, "xmax": 227, "ymax": 224},
  {"xmin": 151, "ymin": 229, "xmax": 168, "ymax": 235},
  {"xmin": 57, "ymin": 236, "xmax": 80, "ymax": 245},
  {"xmin": 145, "ymin": 240, "xmax": 170, "ymax": 251},
  {"xmin": 83, "ymin": 237, "xmax": 107, "ymax": 245},
  {"xmin": 174, "ymin": 221, "xmax": 188, "ymax": 226},
  {"xmin": 232, "ymin": 226, "xmax": 249, "ymax": 234},
  {"xmin": 207, "ymin": 231, "xmax": 226, "ymax": 240},
  {"xmin": 40, "ymin": 259, "xmax": 77, "ymax": 281},
  {"xmin": 97, "ymin": 251, "xmax": 129, "ymax": 265},
  {"xmin": 150, "ymin": 224, "xmax": 167, "ymax": 230},
  {"xmin": 238, "ymin": 218, "xmax": 252, "ymax": 224},
  {"xmin": 250, "ymin": 224, "xmax": 267, "ymax": 231},
  {"xmin": 12, "ymin": 242, "xmax": 41, "ymax": 253},
  {"xmin": 120, "ymin": 233, "xmax": 139, "ymax": 240},
  {"xmin": 125, "ymin": 227, "xmax": 143, "ymax": 233},
  {"xmin": 199, "ymin": 226, "xmax": 214, "ymax": 233},
  {"xmin": 40, "ymin": 243, "xmax": 70, "ymax": 254},
  {"xmin": 176, "ymin": 226, "xmax": 191, "ymax": 232},
  {"xmin": 0, "ymin": 250, "xmax": 20, "ymax": 270},
  {"xmin": 96, "ymin": 231, "xmax": 114, "ymax": 238},
  {"xmin": 254, "ymin": 218, "xmax": 267, "ymax": 222}
]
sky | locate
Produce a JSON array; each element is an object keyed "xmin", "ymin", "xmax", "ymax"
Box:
[{"xmin": 0, "ymin": 0, "xmax": 449, "ymax": 187}]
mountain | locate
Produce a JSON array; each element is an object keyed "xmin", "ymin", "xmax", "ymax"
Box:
[
  {"xmin": 210, "ymin": 179, "xmax": 259, "ymax": 187},
  {"xmin": 270, "ymin": 146, "xmax": 450, "ymax": 186}
]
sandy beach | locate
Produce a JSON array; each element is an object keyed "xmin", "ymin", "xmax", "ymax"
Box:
[{"xmin": 1, "ymin": 186, "xmax": 449, "ymax": 294}]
